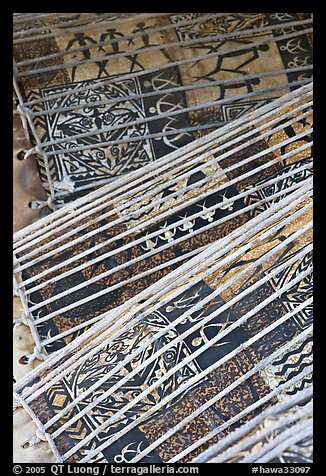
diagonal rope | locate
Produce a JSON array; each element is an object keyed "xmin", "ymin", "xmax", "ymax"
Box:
[
  {"xmin": 191, "ymin": 387, "xmax": 313, "ymax": 462},
  {"xmin": 15, "ymin": 131, "xmax": 313, "ymax": 270},
  {"xmin": 13, "ymin": 181, "xmax": 312, "ymax": 397},
  {"xmin": 12, "ymin": 83, "xmax": 313, "ymax": 244},
  {"xmin": 14, "ymin": 96, "xmax": 312, "ymax": 256}
]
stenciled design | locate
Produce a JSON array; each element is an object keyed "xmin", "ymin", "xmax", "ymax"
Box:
[
  {"xmin": 269, "ymin": 250, "xmax": 313, "ymax": 331},
  {"xmin": 135, "ymin": 181, "xmax": 246, "ymax": 257},
  {"xmin": 59, "ymin": 17, "xmax": 173, "ymax": 80},
  {"xmin": 268, "ymin": 13, "xmax": 313, "ymax": 85},
  {"xmin": 113, "ymin": 441, "xmax": 152, "ymax": 463},
  {"xmin": 189, "ymin": 98, "xmax": 273, "ymax": 135},
  {"xmin": 27, "ymin": 67, "xmax": 194, "ymax": 195},
  {"xmin": 170, "ymin": 13, "xmax": 277, "ymax": 95},
  {"xmin": 243, "ymin": 158, "xmax": 313, "ymax": 218},
  {"xmin": 31, "ymin": 279, "xmax": 249, "ymax": 462},
  {"xmin": 260, "ymin": 335, "xmax": 313, "ymax": 399},
  {"xmin": 169, "ymin": 13, "xmax": 312, "ymax": 133},
  {"xmin": 148, "ymin": 280, "xmax": 248, "ymax": 370},
  {"xmin": 20, "ymin": 166, "xmax": 245, "ymax": 356},
  {"xmin": 170, "ymin": 13, "xmax": 269, "ymax": 42},
  {"xmin": 19, "ymin": 218, "xmax": 312, "ymax": 462},
  {"xmin": 39, "ymin": 77, "xmax": 153, "ymax": 187}
]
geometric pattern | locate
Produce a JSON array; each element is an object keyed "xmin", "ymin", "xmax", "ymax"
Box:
[
  {"xmin": 14, "ymin": 13, "xmax": 313, "ymax": 203},
  {"xmin": 270, "ymin": 250, "xmax": 313, "ymax": 331},
  {"xmin": 25, "ymin": 233, "xmax": 312, "ymax": 461},
  {"xmin": 243, "ymin": 158, "xmax": 313, "ymax": 218},
  {"xmin": 27, "ymin": 67, "xmax": 195, "ymax": 197}
]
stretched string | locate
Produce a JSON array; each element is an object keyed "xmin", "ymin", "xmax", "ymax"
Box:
[
  {"xmin": 16, "ymin": 19, "xmax": 312, "ymax": 78},
  {"xmin": 114, "ymin": 290, "xmax": 313, "ymax": 463},
  {"xmin": 13, "ymin": 13, "xmax": 89, "ymax": 24},
  {"xmin": 13, "ymin": 181, "xmax": 312, "ymax": 397},
  {"xmin": 16, "ymin": 14, "xmax": 310, "ymax": 66},
  {"xmin": 37, "ymin": 245, "xmax": 208, "ymax": 347},
  {"xmin": 15, "ymin": 186, "xmax": 312, "ymax": 372},
  {"xmin": 14, "ymin": 13, "xmax": 231, "ymax": 66},
  {"xmin": 13, "ymin": 13, "xmax": 76, "ymax": 25},
  {"xmin": 21, "ymin": 104, "xmax": 314, "ymax": 247},
  {"xmin": 22, "ymin": 159, "xmax": 313, "ymax": 302},
  {"xmin": 76, "ymin": 326, "xmax": 313, "ymax": 462},
  {"xmin": 25, "ymin": 162, "xmax": 313, "ymax": 314},
  {"xmin": 240, "ymin": 418, "xmax": 313, "ymax": 463},
  {"xmin": 14, "ymin": 97, "xmax": 312, "ymax": 257},
  {"xmin": 15, "ymin": 149, "xmax": 314, "ymax": 330},
  {"xmin": 12, "ymin": 15, "xmax": 312, "ymax": 210},
  {"xmin": 191, "ymin": 387, "xmax": 313, "ymax": 462},
  {"xmin": 13, "ymin": 13, "xmax": 133, "ymax": 38},
  {"xmin": 18, "ymin": 358, "xmax": 313, "ymax": 463},
  {"xmin": 32, "ymin": 198, "xmax": 312, "ymax": 359},
  {"xmin": 30, "ymin": 223, "xmax": 312, "ymax": 422},
  {"xmin": 22, "ymin": 168, "xmax": 313, "ymax": 327},
  {"xmin": 38, "ymin": 81, "xmax": 312, "ymax": 156},
  {"xmin": 41, "ymin": 258, "xmax": 313, "ymax": 433},
  {"xmin": 17, "ymin": 28, "xmax": 312, "ymax": 108},
  {"xmin": 167, "ymin": 382, "xmax": 313, "ymax": 462},
  {"xmin": 15, "ymin": 130, "xmax": 313, "ymax": 270},
  {"xmin": 28, "ymin": 65, "xmax": 313, "ymax": 118},
  {"xmin": 19, "ymin": 187, "xmax": 311, "ymax": 364},
  {"xmin": 13, "ymin": 13, "xmax": 177, "ymax": 44},
  {"xmin": 12, "ymin": 83, "xmax": 313, "ymax": 244},
  {"xmin": 12, "ymin": 72, "xmax": 56, "ymax": 202}
]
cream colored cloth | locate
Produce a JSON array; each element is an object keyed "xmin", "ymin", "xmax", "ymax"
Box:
[
  {"xmin": 13, "ymin": 113, "xmax": 50, "ymax": 233},
  {"xmin": 13, "ymin": 297, "xmax": 42, "ymax": 380},
  {"xmin": 13, "ymin": 407, "xmax": 56, "ymax": 463}
]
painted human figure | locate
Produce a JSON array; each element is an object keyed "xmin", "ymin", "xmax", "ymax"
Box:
[
  {"xmin": 127, "ymin": 22, "xmax": 173, "ymax": 71},
  {"xmin": 131, "ymin": 22, "xmax": 153, "ymax": 48},
  {"xmin": 99, "ymin": 27, "xmax": 144, "ymax": 73},
  {"xmin": 193, "ymin": 39, "xmax": 270, "ymax": 97},
  {"xmin": 125, "ymin": 22, "xmax": 155, "ymax": 72},
  {"xmin": 215, "ymin": 76, "xmax": 261, "ymax": 100},
  {"xmin": 66, "ymin": 32, "xmax": 110, "ymax": 80},
  {"xmin": 96, "ymin": 27, "xmax": 138, "ymax": 77},
  {"xmin": 99, "ymin": 28, "xmax": 124, "ymax": 53}
]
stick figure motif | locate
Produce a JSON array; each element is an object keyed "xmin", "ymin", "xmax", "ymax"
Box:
[
  {"xmin": 267, "ymin": 116, "xmax": 312, "ymax": 156},
  {"xmin": 192, "ymin": 39, "xmax": 270, "ymax": 98},
  {"xmin": 99, "ymin": 28, "xmax": 125, "ymax": 53},
  {"xmin": 65, "ymin": 32, "xmax": 109, "ymax": 80},
  {"xmin": 165, "ymin": 290, "xmax": 201, "ymax": 314},
  {"xmin": 198, "ymin": 202, "xmax": 216, "ymax": 222},
  {"xmin": 131, "ymin": 22, "xmax": 153, "ymax": 48},
  {"xmin": 127, "ymin": 22, "xmax": 173, "ymax": 71},
  {"xmin": 159, "ymin": 222, "xmax": 176, "ymax": 242},
  {"xmin": 280, "ymin": 38, "xmax": 308, "ymax": 54},
  {"xmin": 98, "ymin": 26, "xmax": 145, "ymax": 73},
  {"xmin": 192, "ymin": 320, "xmax": 232, "ymax": 348},
  {"xmin": 124, "ymin": 22, "xmax": 157, "ymax": 73},
  {"xmin": 218, "ymin": 192, "xmax": 235, "ymax": 211},
  {"xmin": 288, "ymin": 55, "xmax": 310, "ymax": 68},
  {"xmin": 96, "ymin": 28, "xmax": 129, "ymax": 77},
  {"xmin": 140, "ymin": 233, "xmax": 158, "ymax": 252},
  {"xmin": 270, "ymin": 13, "xmax": 296, "ymax": 22}
]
